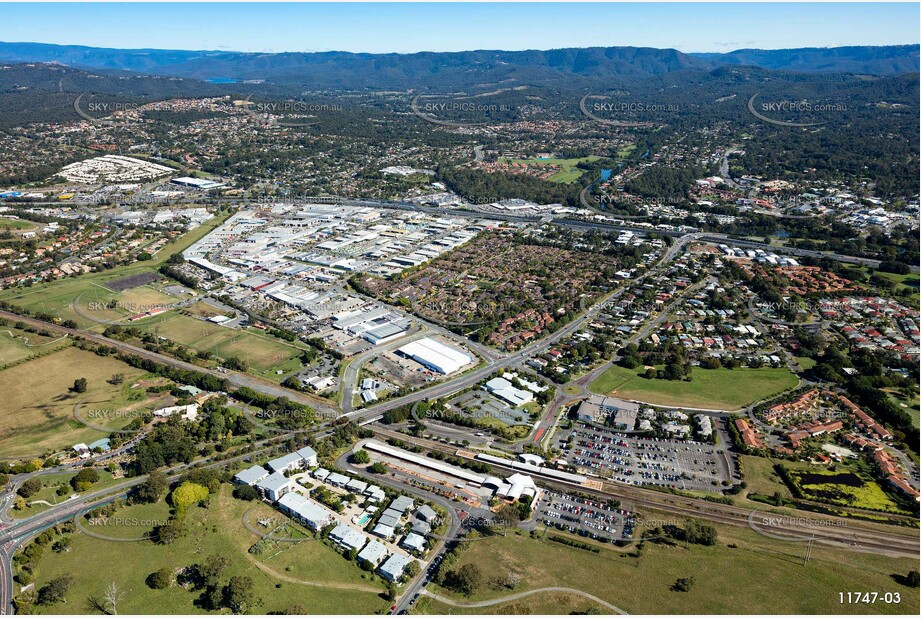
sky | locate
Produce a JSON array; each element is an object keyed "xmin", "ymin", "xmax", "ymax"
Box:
[{"xmin": 1, "ymin": 2, "xmax": 918, "ymax": 55}]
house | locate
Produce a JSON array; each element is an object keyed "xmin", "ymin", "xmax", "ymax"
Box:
[
  {"xmin": 401, "ymin": 532, "xmax": 426, "ymax": 554},
  {"xmin": 415, "ymin": 504, "xmax": 437, "ymax": 523},
  {"xmin": 379, "ymin": 553, "xmax": 412, "ymax": 582},
  {"xmin": 372, "ymin": 523, "xmax": 395, "ymax": 539},
  {"xmin": 357, "ymin": 540, "xmax": 388, "ymax": 567},
  {"xmin": 330, "ymin": 524, "xmax": 367, "ymax": 552},
  {"xmin": 326, "ymin": 472, "xmax": 351, "ymax": 487},
  {"xmin": 72, "ymin": 443, "xmax": 91, "ymax": 458},
  {"xmin": 389, "ymin": 495, "xmax": 415, "ymax": 513},
  {"xmin": 234, "ymin": 464, "xmax": 269, "ymax": 486},
  {"xmin": 255, "ymin": 471, "xmax": 295, "ymax": 502},
  {"xmin": 267, "ymin": 452, "xmax": 306, "ymax": 474},
  {"xmin": 313, "ymin": 468, "xmax": 331, "ymax": 481},
  {"xmin": 277, "ymin": 492, "xmax": 335, "ymax": 530},
  {"xmin": 346, "ymin": 479, "xmax": 369, "ymax": 494},
  {"xmin": 296, "ymin": 445, "xmax": 318, "ymax": 467}
]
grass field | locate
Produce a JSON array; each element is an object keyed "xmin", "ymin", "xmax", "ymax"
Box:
[
  {"xmin": 873, "ymin": 271, "xmax": 920, "ymax": 305},
  {"xmin": 415, "ymin": 516, "xmax": 918, "ymax": 615},
  {"xmin": 0, "ymin": 346, "xmax": 161, "ymax": 459},
  {"xmin": 795, "ymin": 356, "xmax": 817, "ymax": 370},
  {"xmin": 498, "ymin": 156, "xmax": 600, "ymax": 184},
  {"xmin": 0, "ymin": 217, "xmax": 37, "ymax": 231},
  {"xmin": 0, "ymin": 324, "xmax": 70, "ymax": 367},
  {"xmin": 589, "ymin": 365, "xmax": 799, "ymax": 410},
  {"xmin": 132, "ymin": 312, "xmax": 305, "ymax": 376},
  {"xmin": 26, "ymin": 486, "xmax": 388, "ymax": 615}
]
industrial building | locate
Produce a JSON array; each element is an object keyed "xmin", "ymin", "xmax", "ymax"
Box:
[{"xmin": 396, "ymin": 337, "xmax": 473, "ymax": 374}]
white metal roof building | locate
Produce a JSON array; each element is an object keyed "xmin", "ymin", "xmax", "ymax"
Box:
[
  {"xmin": 401, "ymin": 532, "xmax": 426, "ymax": 553},
  {"xmin": 255, "ymin": 471, "xmax": 295, "ymax": 502},
  {"xmin": 277, "ymin": 492, "xmax": 335, "ymax": 531},
  {"xmin": 379, "ymin": 553, "xmax": 412, "ymax": 582},
  {"xmin": 330, "ymin": 524, "xmax": 367, "ymax": 552},
  {"xmin": 357, "ymin": 540, "xmax": 388, "ymax": 566},
  {"xmin": 396, "ymin": 337, "xmax": 473, "ymax": 375},
  {"xmin": 234, "ymin": 464, "xmax": 269, "ymax": 486}
]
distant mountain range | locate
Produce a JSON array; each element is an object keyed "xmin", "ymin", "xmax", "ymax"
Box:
[{"xmin": 0, "ymin": 41, "xmax": 917, "ymax": 92}]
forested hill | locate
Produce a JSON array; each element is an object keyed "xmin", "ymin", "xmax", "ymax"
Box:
[{"xmin": 0, "ymin": 42, "xmax": 916, "ymax": 92}]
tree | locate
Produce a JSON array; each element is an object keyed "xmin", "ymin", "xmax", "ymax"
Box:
[
  {"xmin": 135, "ymin": 470, "xmax": 169, "ymax": 504},
  {"xmin": 153, "ymin": 519, "xmax": 184, "ymax": 545},
  {"xmin": 672, "ymin": 577, "xmax": 695, "ymax": 592},
  {"xmin": 405, "ymin": 560, "xmax": 421, "ymax": 579},
  {"xmin": 37, "ymin": 576, "xmax": 73, "ymax": 605},
  {"xmin": 906, "ymin": 570, "xmax": 920, "ymax": 588},
  {"xmin": 52, "ymin": 537, "xmax": 71, "ymax": 553},
  {"xmin": 223, "ymin": 575, "xmax": 257, "ymax": 613},
  {"xmin": 170, "ymin": 481, "xmax": 209, "ymax": 516},
  {"xmin": 71, "ymin": 468, "xmax": 100, "ymax": 491},
  {"xmin": 72, "ymin": 378, "xmax": 88, "ymax": 393},
  {"xmin": 197, "ymin": 554, "xmax": 230, "ymax": 587},
  {"xmin": 146, "ymin": 568, "xmax": 172, "ymax": 590},
  {"xmin": 104, "ymin": 582, "xmax": 125, "ymax": 615},
  {"xmin": 445, "ymin": 564, "xmax": 483, "ymax": 596},
  {"xmin": 368, "ymin": 462, "xmax": 388, "ymax": 474},
  {"xmin": 350, "ymin": 449, "xmax": 370, "ymax": 464},
  {"xmin": 108, "ymin": 373, "xmax": 125, "ymax": 385},
  {"xmin": 18, "ymin": 478, "xmax": 42, "ymax": 498},
  {"xmin": 494, "ymin": 503, "xmax": 521, "ymax": 536},
  {"xmin": 232, "ymin": 484, "xmax": 259, "ymax": 501}
]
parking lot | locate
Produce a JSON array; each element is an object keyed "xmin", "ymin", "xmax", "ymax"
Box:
[
  {"xmin": 563, "ymin": 424, "xmax": 732, "ymax": 491},
  {"xmin": 536, "ymin": 491, "xmax": 635, "ymax": 543}
]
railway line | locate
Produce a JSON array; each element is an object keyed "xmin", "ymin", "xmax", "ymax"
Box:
[{"xmin": 368, "ymin": 426, "xmax": 919, "ymax": 558}]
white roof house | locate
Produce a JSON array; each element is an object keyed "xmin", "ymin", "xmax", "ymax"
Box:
[
  {"xmin": 267, "ymin": 452, "xmax": 305, "ymax": 474},
  {"xmin": 379, "ymin": 553, "xmax": 412, "ymax": 582},
  {"xmin": 357, "ymin": 540, "xmax": 388, "ymax": 566},
  {"xmin": 277, "ymin": 492, "xmax": 335, "ymax": 530},
  {"xmin": 255, "ymin": 471, "xmax": 295, "ymax": 502},
  {"xmin": 401, "ymin": 532, "xmax": 426, "ymax": 553},
  {"xmin": 372, "ymin": 523, "xmax": 395, "ymax": 539},
  {"xmin": 234, "ymin": 464, "xmax": 269, "ymax": 486},
  {"xmin": 330, "ymin": 524, "xmax": 367, "ymax": 552}
]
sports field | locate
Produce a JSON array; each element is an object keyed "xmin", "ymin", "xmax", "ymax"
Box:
[
  {"xmin": 0, "ymin": 346, "xmax": 161, "ymax": 459},
  {"xmin": 589, "ymin": 364, "xmax": 799, "ymax": 410},
  {"xmin": 416, "ymin": 517, "xmax": 918, "ymax": 614},
  {"xmin": 24, "ymin": 486, "xmax": 388, "ymax": 615}
]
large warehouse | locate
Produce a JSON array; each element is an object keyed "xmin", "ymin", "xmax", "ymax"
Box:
[{"xmin": 396, "ymin": 337, "xmax": 472, "ymax": 374}]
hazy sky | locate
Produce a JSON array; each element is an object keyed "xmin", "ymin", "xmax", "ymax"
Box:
[{"xmin": 1, "ymin": 2, "xmax": 918, "ymax": 54}]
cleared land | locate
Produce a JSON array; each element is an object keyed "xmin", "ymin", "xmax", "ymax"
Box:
[
  {"xmin": 499, "ymin": 156, "xmax": 600, "ymax": 184},
  {"xmin": 0, "ymin": 217, "xmax": 37, "ymax": 231},
  {"xmin": 589, "ymin": 365, "xmax": 799, "ymax": 409},
  {"xmin": 26, "ymin": 486, "xmax": 388, "ymax": 615},
  {"xmin": 131, "ymin": 312, "xmax": 306, "ymax": 376},
  {"xmin": 416, "ymin": 518, "xmax": 918, "ymax": 615},
  {"xmin": 0, "ymin": 346, "xmax": 155, "ymax": 459},
  {"xmin": 0, "ymin": 323, "xmax": 70, "ymax": 368}
]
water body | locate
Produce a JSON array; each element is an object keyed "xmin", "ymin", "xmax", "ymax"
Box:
[{"xmin": 600, "ymin": 168, "xmax": 613, "ymax": 181}]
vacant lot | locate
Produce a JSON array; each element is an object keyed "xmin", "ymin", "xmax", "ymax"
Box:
[
  {"xmin": 787, "ymin": 468, "xmax": 908, "ymax": 514},
  {"xmin": 132, "ymin": 312, "xmax": 305, "ymax": 376},
  {"xmin": 590, "ymin": 365, "xmax": 799, "ymax": 410},
  {"xmin": 417, "ymin": 519, "xmax": 918, "ymax": 615},
  {"xmin": 0, "ymin": 346, "xmax": 154, "ymax": 459},
  {"xmin": 0, "ymin": 217, "xmax": 37, "ymax": 231},
  {"xmin": 0, "ymin": 323, "xmax": 70, "ymax": 368},
  {"xmin": 26, "ymin": 486, "xmax": 387, "ymax": 615}
]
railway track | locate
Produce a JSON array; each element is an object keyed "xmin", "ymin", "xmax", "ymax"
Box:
[{"xmin": 369, "ymin": 426, "xmax": 919, "ymax": 557}]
